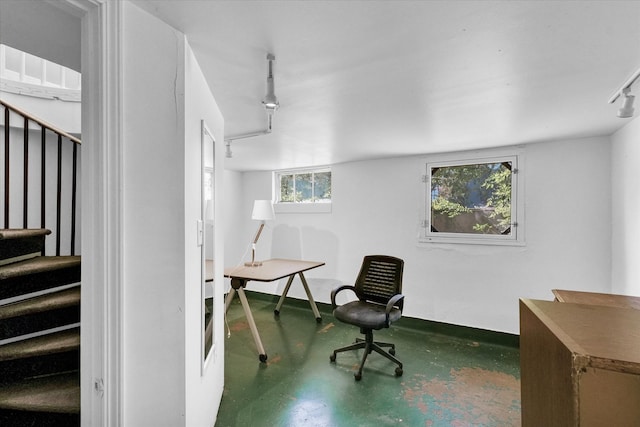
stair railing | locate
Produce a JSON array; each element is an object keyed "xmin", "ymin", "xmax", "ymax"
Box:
[{"xmin": 1, "ymin": 98, "xmax": 80, "ymax": 256}]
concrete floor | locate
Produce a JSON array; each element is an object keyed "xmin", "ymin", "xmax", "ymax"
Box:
[{"xmin": 215, "ymin": 292, "xmax": 521, "ymax": 427}]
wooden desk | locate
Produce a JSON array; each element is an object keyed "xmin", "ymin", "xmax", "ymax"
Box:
[
  {"xmin": 520, "ymin": 299, "xmax": 640, "ymax": 426},
  {"xmin": 224, "ymin": 258, "xmax": 325, "ymax": 362},
  {"xmin": 552, "ymin": 289, "xmax": 640, "ymax": 310}
]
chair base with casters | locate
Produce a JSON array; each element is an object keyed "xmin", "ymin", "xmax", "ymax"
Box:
[
  {"xmin": 330, "ymin": 327, "xmax": 403, "ymax": 381},
  {"xmin": 329, "ymin": 255, "xmax": 405, "ymax": 381}
]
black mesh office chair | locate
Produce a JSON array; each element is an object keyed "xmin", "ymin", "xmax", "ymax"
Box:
[{"xmin": 329, "ymin": 255, "xmax": 404, "ymax": 380}]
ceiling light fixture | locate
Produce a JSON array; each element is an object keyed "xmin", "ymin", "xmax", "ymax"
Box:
[
  {"xmin": 224, "ymin": 54, "xmax": 280, "ymax": 158},
  {"xmin": 617, "ymin": 88, "xmax": 635, "ymax": 118},
  {"xmin": 608, "ymin": 67, "xmax": 640, "ymax": 119},
  {"xmin": 262, "ymin": 53, "xmax": 279, "ymax": 112}
]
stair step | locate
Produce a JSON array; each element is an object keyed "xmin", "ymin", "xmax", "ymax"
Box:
[
  {"xmin": 0, "ymin": 229, "xmax": 81, "ymax": 425},
  {"xmin": 0, "ymin": 286, "xmax": 80, "ymax": 320},
  {"xmin": 0, "ymin": 228, "xmax": 51, "ymax": 240},
  {"xmin": 0, "ymin": 229, "xmax": 51, "ymax": 241},
  {"xmin": 0, "ymin": 229, "xmax": 51, "ymax": 266},
  {"xmin": 0, "ymin": 371, "xmax": 79, "ymax": 414},
  {"xmin": 0, "ymin": 256, "xmax": 80, "ymax": 281},
  {"xmin": 0, "ymin": 287, "xmax": 81, "ymax": 339},
  {"xmin": 0, "ymin": 327, "xmax": 80, "ymax": 383},
  {"xmin": 0, "ymin": 408, "xmax": 79, "ymax": 427},
  {"xmin": 0, "ymin": 327, "xmax": 80, "ymax": 363},
  {"xmin": 0, "ymin": 256, "xmax": 81, "ymax": 300}
]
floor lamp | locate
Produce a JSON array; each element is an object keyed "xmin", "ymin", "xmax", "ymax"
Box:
[{"xmin": 245, "ymin": 200, "xmax": 275, "ymax": 267}]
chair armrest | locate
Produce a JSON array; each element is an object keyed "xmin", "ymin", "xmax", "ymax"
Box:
[
  {"xmin": 386, "ymin": 293, "xmax": 405, "ymax": 312},
  {"xmin": 385, "ymin": 293, "xmax": 405, "ymax": 325},
  {"xmin": 330, "ymin": 285, "xmax": 357, "ymax": 310}
]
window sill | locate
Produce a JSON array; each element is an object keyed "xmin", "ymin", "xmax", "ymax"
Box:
[
  {"xmin": 274, "ymin": 202, "xmax": 332, "ymax": 214},
  {"xmin": 418, "ymin": 234, "xmax": 525, "ymax": 247}
]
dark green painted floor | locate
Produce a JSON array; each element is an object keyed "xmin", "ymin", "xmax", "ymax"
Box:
[{"xmin": 215, "ymin": 292, "xmax": 521, "ymax": 427}]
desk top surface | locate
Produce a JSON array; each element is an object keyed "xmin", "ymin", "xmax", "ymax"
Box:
[
  {"xmin": 224, "ymin": 258, "xmax": 325, "ymax": 282},
  {"xmin": 552, "ymin": 289, "xmax": 640, "ymax": 310}
]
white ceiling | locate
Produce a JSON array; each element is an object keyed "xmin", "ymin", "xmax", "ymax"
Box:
[{"xmin": 107, "ymin": 2, "xmax": 640, "ymax": 170}]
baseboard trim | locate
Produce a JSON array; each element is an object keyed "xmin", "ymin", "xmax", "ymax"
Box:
[{"xmin": 239, "ymin": 290, "xmax": 519, "ymax": 349}]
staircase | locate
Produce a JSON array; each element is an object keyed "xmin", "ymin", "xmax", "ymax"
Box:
[{"xmin": 0, "ymin": 228, "xmax": 81, "ymax": 426}]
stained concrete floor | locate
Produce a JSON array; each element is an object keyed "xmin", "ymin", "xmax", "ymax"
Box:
[{"xmin": 215, "ymin": 293, "xmax": 521, "ymax": 427}]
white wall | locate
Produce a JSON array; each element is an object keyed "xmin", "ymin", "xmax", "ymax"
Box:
[
  {"xmin": 122, "ymin": 3, "xmax": 223, "ymax": 426},
  {"xmin": 0, "ymin": 92, "xmax": 81, "ymax": 135},
  {"xmin": 228, "ymin": 137, "xmax": 612, "ymax": 334},
  {"xmin": 612, "ymin": 116, "xmax": 640, "ymax": 295},
  {"xmin": 0, "ymin": 0, "xmax": 81, "ymax": 72},
  {"xmin": 184, "ymin": 36, "xmax": 225, "ymax": 427},
  {"xmin": 122, "ymin": 3, "xmax": 185, "ymax": 424},
  {"xmin": 223, "ymin": 169, "xmax": 246, "ymax": 267}
]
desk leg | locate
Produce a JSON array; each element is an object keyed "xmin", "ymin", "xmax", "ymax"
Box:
[
  {"xmin": 274, "ymin": 275, "xmax": 295, "ymax": 316},
  {"xmin": 273, "ymin": 273, "xmax": 322, "ymax": 323},
  {"xmin": 224, "ymin": 288, "xmax": 236, "ymax": 313},
  {"xmin": 236, "ymin": 287, "xmax": 268, "ymax": 363},
  {"xmin": 299, "ymin": 272, "xmax": 322, "ymax": 323}
]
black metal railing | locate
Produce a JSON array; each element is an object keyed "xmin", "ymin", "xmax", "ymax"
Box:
[{"xmin": 1, "ymin": 98, "xmax": 81, "ymax": 256}]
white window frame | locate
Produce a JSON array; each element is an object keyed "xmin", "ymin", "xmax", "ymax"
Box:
[
  {"xmin": 420, "ymin": 149, "xmax": 525, "ymax": 246},
  {"xmin": 0, "ymin": 44, "xmax": 81, "ymax": 102},
  {"xmin": 273, "ymin": 167, "xmax": 332, "ymax": 214}
]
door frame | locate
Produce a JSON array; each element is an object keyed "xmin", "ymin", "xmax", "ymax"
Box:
[{"xmin": 56, "ymin": 1, "xmax": 123, "ymax": 425}]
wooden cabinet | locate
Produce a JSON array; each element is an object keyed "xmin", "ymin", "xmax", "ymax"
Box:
[{"xmin": 520, "ymin": 299, "xmax": 640, "ymax": 426}]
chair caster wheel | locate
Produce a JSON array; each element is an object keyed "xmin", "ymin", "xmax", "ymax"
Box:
[
  {"xmin": 259, "ymin": 354, "xmax": 268, "ymax": 363},
  {"xmin": 389, "ymin": 347, "xmax": 396, "ymax": 356},
  {"xmin": 395, "ymin": 367, "xmax": 403, "ymax": 377},
  {"xmin": 316, "ymin": 317, "xmax": 322, "ymax": 323},
  {"xmin": 354, "ymin": 372, "xmax": 362, "ymax": 381},
  {"xmin": 329, "ymin": 353, "xmax": 336, "ymax": 362},
  {"xmin": 274, "ymin": 310, "xmax": 280, "ymax": 316}
]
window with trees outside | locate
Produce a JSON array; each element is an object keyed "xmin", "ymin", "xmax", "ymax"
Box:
[
  {"xmin": 423, "ymin": 154, "xmax": 523, "ymax": 245},
  {"xmin": 274, "ymin": 167, "xmax": 332, "ymax": 213}
]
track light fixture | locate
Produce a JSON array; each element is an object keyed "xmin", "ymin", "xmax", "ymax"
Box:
[
  {"xmin": 609, "ymin": 67, "xmax": 640, "ymax": 119},
  {"xmin": 225, "ymin": 54, "xmax": 280, "ymax": 158},
  {"xmin": 617, "ymin": 87, "xmax": 635, "ymax": 119},
  {"xmin": 225, "ymin": 140, "xmax": 233, "ymax": 159},
  {"xmin": 262, "ymin": 53, "xmax": 279, "ymax": 112}
]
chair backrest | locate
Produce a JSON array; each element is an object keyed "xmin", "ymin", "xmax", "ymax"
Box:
[{"xmin": 354, "ymin": 255, "xmax": 404, "ymax": 308}]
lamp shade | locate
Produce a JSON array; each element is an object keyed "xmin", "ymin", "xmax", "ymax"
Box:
[{"xmin": 251, "ymin": 200, "xmax": 275, "ymax": 221}]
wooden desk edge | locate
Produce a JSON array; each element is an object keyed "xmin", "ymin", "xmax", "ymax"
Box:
[
  {"xmin": 552, "ymin": 288, "xmax": 640, "ymax": 310},
  {"xmin": 223, "ymin": 259, "xmax": 325, "ymax": 282}
]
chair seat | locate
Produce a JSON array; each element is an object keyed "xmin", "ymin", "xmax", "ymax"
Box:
[{"xmin": 333, "ymin": 301, "xmax": 401, "ymax": 330}]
